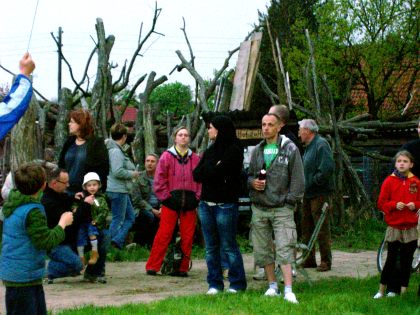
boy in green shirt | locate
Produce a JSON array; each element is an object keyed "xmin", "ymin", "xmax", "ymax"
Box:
[{"xmin": 0, "ymin": 163, "xmax": 73, "ymax": 315}]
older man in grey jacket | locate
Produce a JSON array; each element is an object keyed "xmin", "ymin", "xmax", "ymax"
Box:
[{"xmin": 248, "ymin": 113, "xmax": 304, "ymax": 304}]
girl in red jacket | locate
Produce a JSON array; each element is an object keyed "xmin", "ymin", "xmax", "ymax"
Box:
[{"xmin": 374, "ymin": 150, "xmax": 419, "ymax": 298}]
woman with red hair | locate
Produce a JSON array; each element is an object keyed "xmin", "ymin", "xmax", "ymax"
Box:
[
  {"xmin": 58, "ymin": 109, "xmax": 109, "ymax": 195},
  {"xmin": 57, "ymin": 109, "xmax": 109, "ymax": 283}
]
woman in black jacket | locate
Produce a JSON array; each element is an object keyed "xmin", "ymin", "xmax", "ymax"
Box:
[
  {"xmin": 193, "ymin": 115, "xmax": 247, "ymax": 294},
  {"xmin": 58, "ymin": 109, "xmax": 109, "ymax": 283}
]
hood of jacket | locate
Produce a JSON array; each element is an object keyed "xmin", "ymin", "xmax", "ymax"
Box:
[
  {"xmin": 248, "ymin": 134, "xmax": 305, "ymax": 208},
  {"xmin": 167, "ymin": 146, "xmax": 193, "ymax": 159},
  {"xmin": 2, "ymin": 189, "xmax": 42, "ymax": 218},
  {"xmin": 105, "ymin": 138, "xmax": 120, "ymax": 150},
  {"xmin": 153, "ymin": 146, "xmax": 201, "ymax": 203}
]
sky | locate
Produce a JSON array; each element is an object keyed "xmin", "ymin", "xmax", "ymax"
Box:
[{"xmin": 0, "ymin": 0, "xmax": 269, "ymax": 100}]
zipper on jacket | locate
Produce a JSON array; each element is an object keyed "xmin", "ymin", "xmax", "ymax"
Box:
[{"xmin": 181, "ymin": 190, "xmax": 186, "ymax": 211}]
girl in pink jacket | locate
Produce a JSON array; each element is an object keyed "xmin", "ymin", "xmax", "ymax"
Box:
[{"xmin": 146, "ymin": 127, "xmax": 201, "ymax": 277}]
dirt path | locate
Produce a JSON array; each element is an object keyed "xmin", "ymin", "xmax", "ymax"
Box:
[{"xmin": 0, "ymin": 250, "xmax": 378, "ymax": 313}]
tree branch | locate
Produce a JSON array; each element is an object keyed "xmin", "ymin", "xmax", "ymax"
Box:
[{"xmin": 113, "ymin": 2, "xmax": 164, "ymax": 93}]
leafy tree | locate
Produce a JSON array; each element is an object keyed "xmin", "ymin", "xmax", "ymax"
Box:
[
  {"xmin": 313, "ymin": 0, "xmax": 418, "ymax": 119},
  {"xmin": 255, "ymin": 0, "xmax": 418, "ymax": 120},
  {"xmin": 254, "ymin": 0, "xmax": 319, "ymax": 111},
  {"xmin": 149, "ymin": 82, "xmax": 193, "ymax": 118}
]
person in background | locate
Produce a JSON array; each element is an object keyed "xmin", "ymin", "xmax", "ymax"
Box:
[
  {"xmin": 373, "ymin": 150, "xmax": 419, "ymax": 298},
  {"xmin": 106, "ymin": 123, "xmax": 139, "ymax": 249},
  {"xmin": 248, "ymin": 113, "xmax": 304, "ymax": 303},
  {"xmin": 269, "ymin": 104, "xmax": 303, "ymax": 154},
  {"xmin": 193, "ymin": 115, "xmax": 247, "ymax": 294},
  {"xmin": 58, "ymin": 109, "xmax": 109, "ymax": 282},
  {"xmin": 298, "ymin": 119, "xmax": 335, "ymax": 272},
  {"xmin": 146, "ymin": 127, "xmax": 201, "ymax": 277},
  {"xmin": 131, "ymin": 153, "xmax": 161, "ymax": 247},
  {"xmin": 0, "ymin": 163, "xmax": 73, "ymax": 315},
  {"xmin": 0, "ymin": 53, "xmax": 35, "ymax": 141}
]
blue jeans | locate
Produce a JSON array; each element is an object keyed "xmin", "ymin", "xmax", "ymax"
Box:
[
  {"xmin": 47, "ymin": 245, "xmax": 84, "ymax": 279},
  {"xmin": 85, "ymin": 230, "xmax": 108, "ymax": 277},
  {"xmin": 108, "ymin": 192, "xmax": 135, "ymax": 249},
  {"xmin": 77, "ymin": 223, "xmax": 99, "ymax": 247},
  {"xmin": 198, "ymin": 202, "xmax": 247, "ymax": 291},
  {"xmin": 6, "ymin": 285, "xmax": 46, "ymax": 315}
]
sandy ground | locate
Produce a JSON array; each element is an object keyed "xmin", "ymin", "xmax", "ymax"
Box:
[{"xmin": 0, "ymin": 250, "xmax": 378, "ymax": 314}]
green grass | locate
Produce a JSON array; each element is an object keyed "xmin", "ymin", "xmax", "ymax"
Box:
[
  {"xmin": 331, "ymin": 218, "xmax": 386, "ymax": 252},
  {"xmin": 107, "ymin": 234, "xmax": 253, "ymax": 262},
  {"xmin": 106, "ymin": 218, "xmax": 385, "ymax": 263},
  {"xmin": 55, "ymin": 275, "xmax": 420, "ymax": 315}
]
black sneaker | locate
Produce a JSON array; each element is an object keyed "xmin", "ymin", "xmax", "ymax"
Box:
[
  {"xmin": 146, "ymin": 270, "xmax": 157, "ymax": 276},
  {"xmin": 97, "ymin": 276, "xmax": 107, "ymax": 284},
  {"xmin": 83, "ymin": 273, "xmax": 97, "ymax": 283}
]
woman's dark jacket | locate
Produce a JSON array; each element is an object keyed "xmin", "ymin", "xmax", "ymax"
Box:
[
  {"xmin": 58, "ymin": 135, "xmax": 109, "ymax": 192},
  {"xmin": 193, "ymin": 141, "xmax": 243, "ymax": 204}
]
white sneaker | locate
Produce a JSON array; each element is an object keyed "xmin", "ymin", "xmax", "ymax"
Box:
[
  {"xmin": 386, "ymin": 292, "xmax": 397, "ymax": 297},
  {"xmin": 206, "ymin": 288, "xmax": 219, "ymax": 295},
  {"xmin": 227, "ymin": 288, "xmax": 237, "ymax": 294},
  {"xmin": 373, "ymin": 292, "xmax": 383, "ymax": 299},
  {"xmin": 264, "ymin": 287, "xmax": 280, "ymax": 296},
  {"xmin": 284, "ymin": 292, "xmax": 299, "ymax": 304},
  {"xmin": 253, "ymin": 267, "xmax": 266, "ymax": 280}
]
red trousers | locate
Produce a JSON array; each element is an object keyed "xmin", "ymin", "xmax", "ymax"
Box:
[{"xmin": 146, "ymin": 205, "xmax": 196, "ymax": 273}]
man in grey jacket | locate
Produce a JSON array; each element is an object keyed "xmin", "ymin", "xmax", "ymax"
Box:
[
  {"xmin": 298, "ymin": 119, "xmax": 335, "ymax": 272},
  {"xmin": 248, "ymin": 113, "xmax": 304, "ymax": 304}
]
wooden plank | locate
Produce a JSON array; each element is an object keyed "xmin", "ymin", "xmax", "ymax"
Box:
[
  {"xmin": 229, "ymin": 40, "xmax": 252, "ymax": 111},
  {"xmin": 236, "ymin": 128, "xmax": 262, "ymax": 140},
  {"xmin": 244, "ymin": 32, "xmax": 262, "ymax": 111}
]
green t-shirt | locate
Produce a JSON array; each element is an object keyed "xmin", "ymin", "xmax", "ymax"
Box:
[{"xmin": 263, "ymin": 143, "xmax": 278, "ymax": 168}]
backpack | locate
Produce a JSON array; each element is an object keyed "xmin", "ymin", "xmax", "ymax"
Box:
[{"xmin": 161, "ymin": 236, "xmax": 192, "ymax": 275}]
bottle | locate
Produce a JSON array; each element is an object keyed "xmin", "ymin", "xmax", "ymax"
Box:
[{"xmin": 258, "ymin": 163, "xmax": 267, "ymax": 181}]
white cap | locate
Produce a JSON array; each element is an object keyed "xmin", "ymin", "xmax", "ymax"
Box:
[{"xmin": 82, "ymin": 172, "xmax": 101, "ymax": 188}]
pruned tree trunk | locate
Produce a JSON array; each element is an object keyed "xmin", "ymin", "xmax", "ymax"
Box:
[
  {"xmin": 54, "ymin": 88, "xmax": 73, "ymax": 158},
  {"xmin": 10, "ymin": 95, "xmax": 41, "ymax": 171},
  {"xmin": 91, "ymin": 18, "xmax": 114, "ymax": 138},
  {"xmin": 143, "ymin": 103, "xmax": 157, "ymax": 156}
]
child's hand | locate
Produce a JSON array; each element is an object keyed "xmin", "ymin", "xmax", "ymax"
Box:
[
  {"xmin": 84, "ymin": 195, "xmax": 95, "ymax": 205},
  {"xmin": 92, "ymin": 220, "xmax": 96, "ymax": 226},
  {"xmin": 58, "ymin": 212, "xmax": 73, "ymax": 228},
  {"xmin": 405, "ymin": 202, "xmax": 415, "ymax": 211},
  {"xmin": 152, "ymin": 208, "xmax": 161, "ymax": 218},
  {"xmin": 396, "ymin": 202, "xmax": 405, "ymax": 210},
  {"xmin": 19, "ymin": 52, "xmax": 35, "ymax": 77},
  {"xmin": 75, "ymin": 192, "xmax": 84, "ymax": 200},
  {"xmin": 72, "ymin": 207, "xmax": 77, "ymax": 213}
]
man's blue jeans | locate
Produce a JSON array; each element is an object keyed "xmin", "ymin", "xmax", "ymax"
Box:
[
  {"xmin": 108, "ymin": 192, "xmax": 135, "ymax": 249},
  {"xmin": 198, "ymin": 202, "xmax": 247, "ymax": 291},
  {"xmin": 47, "ymin": 245, "xmax": 84, "ymax": 279}
]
